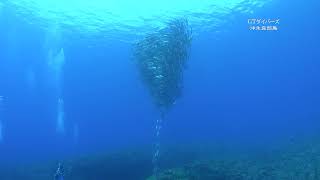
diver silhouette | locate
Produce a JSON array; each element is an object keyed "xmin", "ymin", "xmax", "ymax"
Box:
[{"xmin": 54, "ymin": 162, "xmax": 64, "ymax": 180}]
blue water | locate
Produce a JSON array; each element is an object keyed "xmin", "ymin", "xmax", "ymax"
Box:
[{"xmin": 0, "ymin": 0, "xmax": 320, "ymax": 179}]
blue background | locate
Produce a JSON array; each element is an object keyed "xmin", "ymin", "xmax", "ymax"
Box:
[{"xmin": 0, "ymin": 0, "xmax": 319, "ymax": 167}]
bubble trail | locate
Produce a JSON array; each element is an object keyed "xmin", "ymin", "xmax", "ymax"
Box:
[{"xmin": 152, "ymin": 115, "xmax": 163, "ymax": 178}]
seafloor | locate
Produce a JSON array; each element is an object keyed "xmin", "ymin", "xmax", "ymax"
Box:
[{"xmin": 1, "ymin": 137, "xmax": 320, "ymax": 180}]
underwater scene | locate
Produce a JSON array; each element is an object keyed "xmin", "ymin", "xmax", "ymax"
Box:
[{"xmin": 0, "ymin": 0, "xmax": 320, "ymax": 179}]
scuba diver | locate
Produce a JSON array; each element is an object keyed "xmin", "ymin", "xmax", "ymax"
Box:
[{"xmin": 54, "ymin": 162, "xmax": 64, "ymax": 180}]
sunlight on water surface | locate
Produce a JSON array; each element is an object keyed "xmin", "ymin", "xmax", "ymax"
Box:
[{"xmin": 5, "ymin": 0, "xmax": 271, "ymax": 41}]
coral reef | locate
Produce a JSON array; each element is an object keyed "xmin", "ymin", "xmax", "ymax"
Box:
[
  {"xmin": 147, "ymin": 141, "xmax": 320, "ymax": 180},
  {"xmin": 2, "ymin": 141, "xmax": 320, "ymax": 180}
]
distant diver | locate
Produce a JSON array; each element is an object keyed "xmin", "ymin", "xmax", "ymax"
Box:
[
  {"xmin": 73, "ymin": 123, "xmax": 79, "ymax": 144},
  {"xmin": 0, "ymin": 118, "xmax": 3, "ymax": 142},
  {"xmin": 54, "ymin": 162, "xmax": 64, "ymax": 180},
  {"xmin": 26, "ymin": 67, "xmax": 36, "ymax": 92},
  {"xmin": 0, "ymin": 96, "xmax": 3, "ymax": 142},
  {"xmin": 56, "ymin": 98, "xmax": 65, "ymax": 134},
  {"xmin": 48, "ymin": 47, "xmax": 65, "ymax": 83}
]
